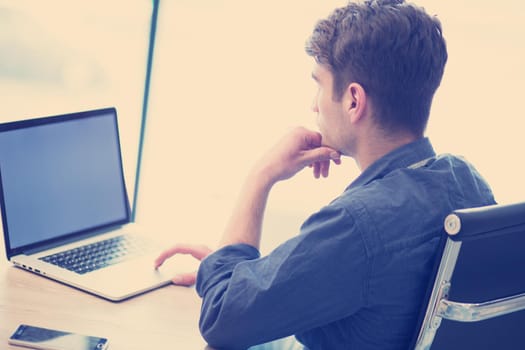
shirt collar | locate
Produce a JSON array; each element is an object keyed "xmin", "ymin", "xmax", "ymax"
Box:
[{"xmin": 347, "ymin": 137, "xmax": 436, "ymax": 190}]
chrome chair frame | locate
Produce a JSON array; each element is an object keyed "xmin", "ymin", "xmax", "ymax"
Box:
[{"xmin": 413, "ymin": 202, "xmax": 525, "ymax": 350}]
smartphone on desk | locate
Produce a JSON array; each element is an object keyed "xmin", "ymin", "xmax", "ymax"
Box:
[{"xmin": 8, "ymin": 324, "xmax": 109, "ymax": 350}]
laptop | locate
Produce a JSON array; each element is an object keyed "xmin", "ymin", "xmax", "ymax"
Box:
[{"xmin": 0, "ymin": 107, "xmax": 193, "ymax": 301}]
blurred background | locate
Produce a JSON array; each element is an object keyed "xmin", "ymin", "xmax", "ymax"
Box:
[{"xmin": 1, "ymin": 0, "xmax": 524, "ymax": 253}]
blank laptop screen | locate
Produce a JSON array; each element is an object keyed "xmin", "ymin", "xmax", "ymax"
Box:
[{"xmin": 0, "ymin": 108, "xmax": 130, "ymax": 254}]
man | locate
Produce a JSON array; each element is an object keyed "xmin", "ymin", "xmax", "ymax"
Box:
[{"xmin": 155, "ymin": 1, "xmax": 496, "ymax": 349}]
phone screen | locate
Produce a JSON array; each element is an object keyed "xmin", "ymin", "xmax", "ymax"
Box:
[{"xmin": 9, "ymin": 324, "xmax": 108, "ymax": 350}]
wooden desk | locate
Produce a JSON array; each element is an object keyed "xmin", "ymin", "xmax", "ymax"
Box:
[{"xmin": 0, "ymin": 262, "xmax": 211, "ymax": 349}]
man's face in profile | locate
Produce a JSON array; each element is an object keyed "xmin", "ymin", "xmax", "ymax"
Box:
[{"xmin": 311, "ymin": 63, "xmax": 351, "ymax": 156}]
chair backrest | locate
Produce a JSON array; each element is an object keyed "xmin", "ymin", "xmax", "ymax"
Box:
[{"xmin": 412, "ymin": 201, "xmax": 525, "ymax": 350}]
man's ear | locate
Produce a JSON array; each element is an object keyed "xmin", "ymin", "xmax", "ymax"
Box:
[{"xmin": 343, "ymin": 82, "xmax": 367, "ymax": 124}]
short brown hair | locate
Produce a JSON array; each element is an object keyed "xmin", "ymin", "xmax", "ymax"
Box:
[{"xmin": 306, "ymin": 0, "xmax": 448, "ymax": 137}]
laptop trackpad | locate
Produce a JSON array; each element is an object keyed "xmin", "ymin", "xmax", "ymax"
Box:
[{"xmin": 81, "ymin": 253, "xmax": 199, "ymax": 300}]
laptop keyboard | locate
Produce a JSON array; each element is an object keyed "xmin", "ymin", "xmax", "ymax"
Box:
[{"xmin": 39, "ymin": 235, "xmax": 153, "ymax": 275}]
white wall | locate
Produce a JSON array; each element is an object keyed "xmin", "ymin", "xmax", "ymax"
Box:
[{"xmin": 137, "ymin": 1, "xmax": 525, "ymax": 249}]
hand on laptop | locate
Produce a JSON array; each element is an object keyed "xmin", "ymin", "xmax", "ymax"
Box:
[{"xmin": 154, "ymin": 244, "xmax": 213, "ymax": 286}]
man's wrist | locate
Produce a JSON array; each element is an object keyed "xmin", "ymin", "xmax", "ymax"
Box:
[{"xmin": 249, "ymin": 162, "xmax": 280, "ymax": 191}]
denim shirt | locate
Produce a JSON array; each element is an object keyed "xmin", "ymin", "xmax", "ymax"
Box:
[{"xmin": 196, "ymin": 138, "xmax": 496, "ymax": 350}]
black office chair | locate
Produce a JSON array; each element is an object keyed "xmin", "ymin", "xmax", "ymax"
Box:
[{"xmin": 412, "ymin": 201, "xmax": 525, "ymax": 350}]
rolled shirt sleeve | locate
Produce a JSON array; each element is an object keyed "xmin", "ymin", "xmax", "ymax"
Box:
[{"xmin": 196, "ymin": 204, "xmax": 369, "ymax": 349}]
